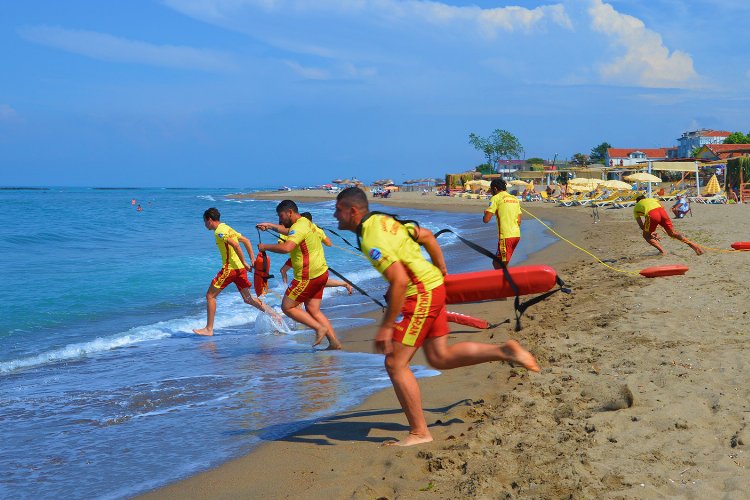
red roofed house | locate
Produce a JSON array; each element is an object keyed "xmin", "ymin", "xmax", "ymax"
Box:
[
  {"xmin": 695, "ymin": 143, "xmax": 750, "ymax": 161},
  {"xmin": 605, "ymin": 147, "xmax": 672, "ymax": 167},
  {"xmin": 677, "ymin": 129, "xmax": 731, "ymax": 157}
]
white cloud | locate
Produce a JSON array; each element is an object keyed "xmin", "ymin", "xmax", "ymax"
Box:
[
  {"xmin": 18, "ymin": 26, "xmax": 237, "ymax": 72},
  {"xmin": 284, "ymin": 61, "xmax": 330, "ymax": 80},
  {"xmin": 588, "ymin": 0, "xmax": 699, "ymax": 88},
  {"xmin": 0, "ymin": 104, "xmax": 19, "ymax": 121}
]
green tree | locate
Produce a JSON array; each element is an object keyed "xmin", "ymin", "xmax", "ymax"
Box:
[
  {"xmin": 526, "ymin": 157, "xmax": 545, "ymax": 165},
  {"xmin": 590, "ymin": 142, "xmax": 611, "ymax": 164},
  {"xmin": 724, "ymin": 131, "xmax": 750, "ymax": 144},
  {"xmin": 475, "ymin": 163, "xmax": 493, "ymax": 174},
  {"xmin": 691, "ymin": 146, "xmax": 702, "ymax": 157},
  {"xmin": 469, "ymin": 129, "xmax": 524, "ymax": 173},
  {"xmin": 571, "ymin": 153, "xmax": 589, "ymax": 166}
]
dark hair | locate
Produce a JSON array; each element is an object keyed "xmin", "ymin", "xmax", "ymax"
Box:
[
  {"xmin": 276, "ymin": 199, "xmax": 299, "ymax": 214},
  {"xmin": 300, "ymin": 211, "xmax": 313, "ymax": 221},
  {"xmin": 203, "ymin": 207, "xmax": 220, "ymax": 221},
  {"xmin": 636, "ymin": 195, "xmax": 646, "ymax": 202},
  {"xmin": 336, "ymin": 187, "xmax": 369, "ymax": 210},
  {"xmin": 490, "ymin": 178, "xmax": 507, "ymax": 192}
]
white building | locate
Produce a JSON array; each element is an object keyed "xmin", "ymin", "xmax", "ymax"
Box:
[{"xmin": 676, "ymin": 129, "xmax": 730, "ymax": 158}]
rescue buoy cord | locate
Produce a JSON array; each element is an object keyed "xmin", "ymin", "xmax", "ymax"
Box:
[{"xmin": 520, "ymin": 207, "xmax": 642, "ymax": 277}]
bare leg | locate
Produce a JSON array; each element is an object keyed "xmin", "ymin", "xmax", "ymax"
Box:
[
  {"xmin": 281, "ymin": 295, "xmax": 328, "ymax": 346},
  {"xmin": 305, "ymin": 298, "xmax": 342, "ymax": 349},
  {"xmin": 194, "ymin": 286, "xmax": 222, "ymax": 336},
  {"xmin": 665, "ymin": 229, "xmax": 704, "ymax": 255},
  {"xmin": 383, "ymin": 342, "xmax": 433, "ymax": 447},
  {"xmin": 239, "ymin": 288, "xmax": 283, "ymax": 324},
  {"xmin": 642, "ymin": 231, "xmax": 666, "ymax": 254},
  {"xmin": 423, "ymin": 336, "xmax": 540, "ymax": 372}
]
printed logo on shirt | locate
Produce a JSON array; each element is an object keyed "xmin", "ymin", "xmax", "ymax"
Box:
[
  {"xmin": 218, "ymin": 233, "xmax": 224, "ymax": 238},
  {"xmin": 289, "ymin": 230, "xmax": 296, "ymax": 235},
  {"xmin": 369, "ymin": 248, "xmax": 382, "ymax": 261}
]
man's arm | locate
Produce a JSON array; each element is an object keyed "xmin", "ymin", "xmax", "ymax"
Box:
[
  {"xmin": 258, "ymin": 240, "xmax": 296, "ymax": 254},
  {"xmin": 239, "ymin": 235, "xmax": 255, "ymax": 263},
  {"xmin": 375, "ymin": 262, "xmax": 409, "ymax": 355},
  {"xmin": 256, "ymin": 223, "xmax": 290, "ymax": 235},
  {"xmin": 482, "ymin": 210, "xmax": 494, "ymax": 223},
  {"xmin": 636, "ymin": 216, "xmax": 645, "ymax": 231},
  {"xmin": 226, "ymin": 238, "xmax": 252, "ymax": 270},
  {"xmin": 413, "ymin": 227, "xmax": 447, "ymax": 275}
]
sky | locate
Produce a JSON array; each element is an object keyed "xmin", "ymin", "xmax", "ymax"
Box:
[{"xmin": 1, "ymin": 0, "xmax": 749, "ymax": 187}]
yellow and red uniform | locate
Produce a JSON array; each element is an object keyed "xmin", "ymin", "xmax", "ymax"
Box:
[
  {"xmin": 359, "ymin": 214, "xmax": 447, "ymax": 347},
  {"xmin": 485, "ymin": 191, "xmax": 521, "ymax": 263},
  {"xmin": 634, "ymin": 198, "xmax": 673, "ymax": 233},
  {"xmin": 211, "ymin": 222, "xmax": 251, "ymax": 290},
  {"xmin": 284, "ymin": 217, "xmax": 329, "ymax": 302}
]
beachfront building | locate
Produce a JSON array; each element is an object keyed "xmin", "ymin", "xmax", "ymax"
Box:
[
  {"xmin": 677, "ymin": 129, "xmax": 731, "ymax": 158},
  {"xmin": 694, "ymin": 143, "xmax": 750, "ymax": 161},
  {"xmin": 605, "ymin": 147, "xmax": 672, "ymax": 167}
]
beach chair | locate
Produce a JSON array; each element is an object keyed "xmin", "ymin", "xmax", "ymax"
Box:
[
  {"xmin": 659, "ymin": 189, "xmax": 687, "ymax": 202},
  {"xmin": 692, "ymin": 192, "xmax": 727, "ymax": 204},
  {"xmin": 592, "ymin": 190, "xmax": 626, "ymax": 208},
  {"xmin": 557, "ymin": 193, "xmax": 582, "ymax": 207},
  {"xmin": 612, "ymin": 192, "xmax": 641, "ymax": 208},
  {"xmin": 576, "ymin": 191, "xmax": 606, "ymax": 206}
]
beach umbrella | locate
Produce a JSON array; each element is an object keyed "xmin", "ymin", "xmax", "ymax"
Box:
[
  {"xmin": 509, "ymin": 179, "xmax": 529, "ymax": 186},
  {"xmin": 704, "ymin": 174, "xmax": 721, "ymax": 195},
  {"xmin": 332, "ymin": 179, "xmax": 344, "ymax": 184},
  {"xmin": 600, "ymin": 179, "xmax": 633, "ymax": 190},
  {"xmin": 527, "ymin": 181, "xmax": 535, "ymax": 191},
  {"xmin": 624, "ymin": 172, "xmax": 662, "ymax": 183},
  {"xmin": 568, "ymin": 178, "xmax": 603, "ymax": 191},
  {"xmin": 466, "ymin": 179, "xmax": 491, "ymax": 190}
]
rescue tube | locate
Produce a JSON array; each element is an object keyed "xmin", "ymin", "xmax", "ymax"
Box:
[
  {"xmin": 639, "ymin": 264, "xmax": 688, "ymax": 278},
  {"xmin": 446, "ymin": 311, "xmax": 490, "ymax": 329},
  {"xmin": 253, "ymin": 252, "xmax": 271, "ymax": 296},
  {"xmin": 731, "ymin": 242, "xmax": 750, "ymax": 250},
  {"xmin": 444, "ymin": 265, "xmax": 558, "ymax": 304}
]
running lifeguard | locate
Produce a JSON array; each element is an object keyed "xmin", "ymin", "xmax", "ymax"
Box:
[
  {"xmin": 334, "ymin": 187, "xmax": 539, "ymax": 447},
  {"xmin": 633, "ymin": 195, "xmax": 703, "ymax": 255},
  {"xmin": 193, "ymin": 207, "xmax": 282, "ymax": 336},
  {"xmin": 483, "ymin": 178, "xmax": 522, "ymax": 266},
  {"xmin": 257, "ymin": 200, "xmax": 342, "ymax": 350}
]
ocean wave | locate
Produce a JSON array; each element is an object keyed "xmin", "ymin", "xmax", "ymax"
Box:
[{"xmin": 196, "ymin": 195, "xmax": 216, "ymax": 202}]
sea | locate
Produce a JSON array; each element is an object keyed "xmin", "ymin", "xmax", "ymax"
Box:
[{"xmin": 0, "ymin": 187, "xmax": 555, "ymax": 498}]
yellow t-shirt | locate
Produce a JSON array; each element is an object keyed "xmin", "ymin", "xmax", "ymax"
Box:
[
  {"xmin": 286, "ymin": 217, "xmax": 328, "ymax": 280},
  {"xmin": 214, "ymin": 222, "xmax": 245, "ymax": 270},
  {"xmin": 633, "ymin": 198, "xmax": 662, "ymax": 219},
  {"xmin": 485, "ymin": 191, "xmax": 521, "ymax": 239},
  {"xmin": 359, "ymin": 214, "xmax": 444, "ymax": 297}
]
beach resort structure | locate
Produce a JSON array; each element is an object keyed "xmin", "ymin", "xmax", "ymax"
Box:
[
  {"xmin": 694, "ymin": 143, "xmax": 750, "ymax": 161},
  {"xmin": 605, "ymin": 147, "xmax": 675, "ymax": 167},
  {"xmin": 676, "ymin": 129, "xmax": 731, "ymax": 158}
]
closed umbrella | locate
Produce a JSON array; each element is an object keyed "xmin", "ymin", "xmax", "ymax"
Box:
[{"xmin": 704, "ymin": 174, "xmax": 721, "ymax": 195}]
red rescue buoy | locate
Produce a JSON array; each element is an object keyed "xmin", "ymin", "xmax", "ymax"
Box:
[
  {"xmin": 444, "ymin": 265, "xmax": 558, "ymax": 304},
  {"xmin": 731, "ymin": 242, "xmax": 750, "ymax": 250},
  {"xmin": 446, "ymin": 311, "xmax": 490, "ymax": 329},
  {"xmin": 639, "ymin": 264, "xmax": 688, "ymax": 278},
  {"xmin": 253, "ymin": 252, "xmax": 271, "ymax": 296}
]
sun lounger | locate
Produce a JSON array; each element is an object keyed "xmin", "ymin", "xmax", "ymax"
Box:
[{"xmin": 691, "ymin": 193, "xmax": 727, "ymax": 204}]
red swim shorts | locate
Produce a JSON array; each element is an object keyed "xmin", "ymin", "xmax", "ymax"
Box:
[
  {"xmin": 393, "ymin": 284, "xmax": 449, "ymax": 348},
  {"xmin": 211, "ymin": 267, "xmax": 252, "ymax": 291},
  {"xmin": 285, "ymin": 270, "xmax": 329, "ymax": 303},
  {"xmin": 496, "ymin": 237, "xmax": 521, "ymax": 264},
  {"xmin": 644, "ymin": 207, "xmax": 673, "ymax": 233}
]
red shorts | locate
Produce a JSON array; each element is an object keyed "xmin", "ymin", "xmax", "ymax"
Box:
[
  {"xmin": 393, "ymin": 285, "xmax": 449, "ymax": 348},
  {"xmin": 211, "ymin": 267, "xmax": 252, "ymax": 291},
  {"xmin": 644, "ymin": 207, "xmax": 673, "ymax": 233},
  {"xmin": 496, "ymin": 237, "xmax": 521, "ymax": 264},
  {"xmin": 286, "ymin": 270, "xmax": 329, "ymax": 303}
]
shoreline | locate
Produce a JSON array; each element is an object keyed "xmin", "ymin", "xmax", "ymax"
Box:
[{"xmin": 142, "ymin": 191, "xmax": 750, "ymax": 498}]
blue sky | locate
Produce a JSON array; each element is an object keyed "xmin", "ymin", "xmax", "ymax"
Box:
[{"xmin": 1, "ymin": 0, "xmax": 748, "ymax": 187}]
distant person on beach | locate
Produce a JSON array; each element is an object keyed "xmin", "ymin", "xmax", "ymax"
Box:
[
  {"xmin": 334, "ymin": 187, "xmax": 540, "ymax": 447},
  {"xmin": 257, "ymin": 200, "xmax": 342, "ymax": 350},
  {"xmin": 671, "ymin": 196, "xmax": 690, "ymax": 218},
  {"xmin": 193, "ymin": 207, "xmax": 282, "ymax": 336},
  {"xmin": 633, "ymin": 196, "xmax": 703, "ymax": 255},
  {"xmin": 483, "ymin": 178, "xmax": 521, "ymax": 267},
  {"xmin": 136, "ymin": 204, "xmax": 142, "ymax": 212}
]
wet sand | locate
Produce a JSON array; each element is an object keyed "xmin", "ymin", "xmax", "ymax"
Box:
[{"xmin": 142, "ymin": 190, "xmax": 750, "ymax": 498}]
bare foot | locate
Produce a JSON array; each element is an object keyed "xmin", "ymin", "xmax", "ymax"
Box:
[
  {"xmin": 345, "ymin": 283, "xmax": 353, "ymax": 295},
  {"xmin": 325, "ymin": 342, "xmax": 343, "ymax": 350},
  {"xmin": 193, "ymin": 327, "xmax": 213, "ymax": 336},
  {"xmin": 313, "ymin": 327, "xmax": 328, "ymax": 347},
  {"xmin": 501, "ymin": 339, "xmax": 540, "ymax": 372},
  {"xmin": 383, "ymin": 433, "xmax": 433, "ymax": 447}
]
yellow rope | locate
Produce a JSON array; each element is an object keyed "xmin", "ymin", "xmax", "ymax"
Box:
[{"xmin": 521, "ymin": 207, "xmax": 642, "ymax": 276}]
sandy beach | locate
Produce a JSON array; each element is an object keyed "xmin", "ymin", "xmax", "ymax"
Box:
[{"xmin": 142, "ymin": 190, "xmax": 750, "ymax": 498}]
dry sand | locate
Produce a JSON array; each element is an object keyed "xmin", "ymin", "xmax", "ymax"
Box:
[{"xmin": 142, "ymin": 191, "xmax": 750, "ymax": 499}]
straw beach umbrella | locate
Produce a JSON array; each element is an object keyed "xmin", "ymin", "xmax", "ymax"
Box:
[
  {"xmin": 600, "ymin": 179, "xmax": 633, "ymax": 190},
  {"xmin": 704, "ymin": 174, "xmax": 721, "ymax": 195},
  {"xmin": 509, "ymin": 179, "xmax": 529, "ymax": 186},
  {"xmin": 624, "ymin": 172, "xmax": 662, "ymax": 183},
  {"xmin": 568, "ymin": 177, "xmax": 602, "ymax": 191}
]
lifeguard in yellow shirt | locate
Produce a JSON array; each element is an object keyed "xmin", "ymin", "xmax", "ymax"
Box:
[
  {"xmin": 334, "ymin": 187, "xmax": 539, "ymax": 447},
  {"xmin": 633, "ymin": 195, "xmax": 703, "ymax": 255},
  {"xmin": 257, "ymin": 200, "xmax": 342, "ymax": 350},
  {"xmin": 483, "ymin": 178, "xmax": 522, "ymax": 267}
]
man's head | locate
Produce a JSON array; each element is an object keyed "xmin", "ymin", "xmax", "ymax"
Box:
[
  {"xmin": 636, "ymin": 195, "xmax": 646, "ymax": 202},
  {"xmin": 335, "ymin": 187, "xmax": 369, "ymax": 231},
  {"xmin": 275, "ymin": 199, "xmax": 299, "ymax": 228},
  {"xmin": 203, "ymin": 207, "xmax": 220, "ymax": 230},
  {"xmin": 300, "ymin": 211, "xmax": 313, "ymax": 221},
  {"xmin": 490, "ymin": 178, "xmax": 507, "ymax": 194}
]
